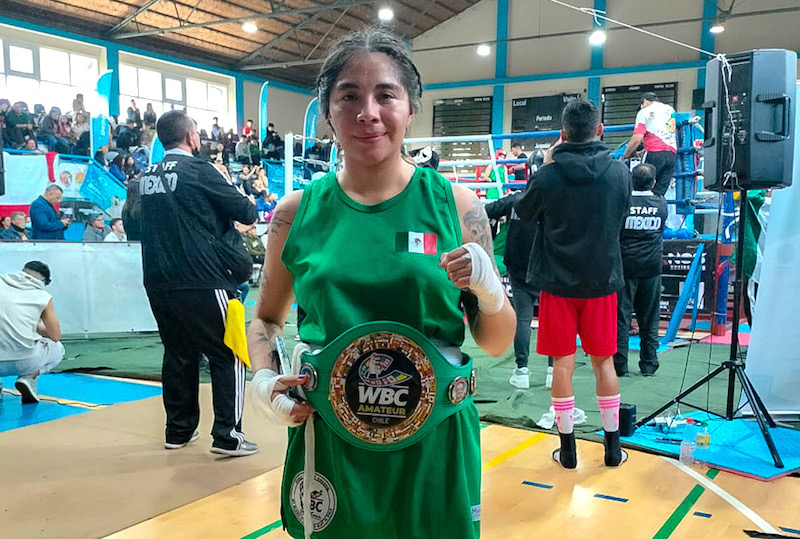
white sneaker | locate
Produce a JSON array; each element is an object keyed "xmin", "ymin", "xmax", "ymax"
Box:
[
  {"xmin": 545, "ymin": 366, "xmax": 554, "ymax": 389},
  {"xmin": 509, "ymin": 367, "xmax": 530, "ymax": 389},
  {"xmin": 15, "ymin": 375, "xmax": 39, "ymax": 403}
]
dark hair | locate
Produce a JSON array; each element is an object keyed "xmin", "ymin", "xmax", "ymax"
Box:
[
  {"xmin": 157, "ymin": 110, "xmax": 196, "ymax": 149},
  {"xmin": 641, "ymin": 92, "xmax": 658, "ymax": 105},
  {"xmin": 511, "ymin": 141, "xmax": 522, "ymax": 149},
  {"xmin": 561, "ymin": 99, "xmax": 600, "ymax": 143},
  {"xmin": 317, "ymin": 28, "xmax": 422, "ymax": 121},
  {"xmin": 109, "ymin": 217, "xmax": 123, "ymax": 228},
  {"xmin": 632, "ymin": 163, "xmax": 657, "ymax": 191},
  {"xmin": 23, "ymin": 260, "xmax": 51, "ymax": 285}
]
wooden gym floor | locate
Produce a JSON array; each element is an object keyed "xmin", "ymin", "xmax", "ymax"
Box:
[{"xmin": 1, "ymin": 375, "xmax": 799, "ymax": 539}]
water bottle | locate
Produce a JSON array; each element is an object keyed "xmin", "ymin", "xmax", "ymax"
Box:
[
  {"xmin": 679, "ymin": 439, "xmax": 696, "ymax": 465},
  {"xmin": 545, "ymin": 366, "xmax": 554, "ymax": 389},
  {"xmin": 696, "ymin": 427, "xmax": 710, "ymax": 449},
  {"xmin": 680, "ymin": 425, "xmax": 697, "ymax": 465}
]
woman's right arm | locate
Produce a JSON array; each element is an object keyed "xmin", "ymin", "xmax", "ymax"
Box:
[
  {"xmin": 247, "ymin": 191, "xmax": 301, "ymax": 371},
  {"xmin": 247, "ymin": 190, "xmax": 313, "ymax": 423}
]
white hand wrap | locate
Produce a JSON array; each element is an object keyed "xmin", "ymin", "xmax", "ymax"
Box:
[
  {"xmin": 251, "ymin": 368, "xmax": 304, "ymax": 427},
  {"xmin": 462, "ymin": 242, "xmax": 505, "ymax": 315}
]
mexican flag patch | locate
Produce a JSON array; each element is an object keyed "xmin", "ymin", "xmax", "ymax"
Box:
[{"xmin": 397, "ymin": 231, "xmax": 437, "ymax": 255}]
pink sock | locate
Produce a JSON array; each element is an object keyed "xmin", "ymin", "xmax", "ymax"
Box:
[
  {"xmin": 552, "ymin": 396, "xmax": 575, "ymax": 434},
  {"xmin": 597, "ymin": 394, "xmax": 621, "ymax": 432}
]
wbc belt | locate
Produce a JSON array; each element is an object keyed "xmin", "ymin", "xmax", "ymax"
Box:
[{"xmin": 296, "ymin": 321, "xmax": 476, "ymax": 452}]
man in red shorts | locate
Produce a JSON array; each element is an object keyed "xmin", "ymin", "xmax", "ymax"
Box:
[{"xmin": 517, "ymin": 99, "xmax": 632, "ymax": 469}]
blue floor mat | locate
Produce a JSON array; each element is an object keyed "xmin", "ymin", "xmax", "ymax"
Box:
[
  {"xmin": 1, "ymin": 373, "xmax": 161, "ymax": 433},
  {"xmin": 691, "ymin": 321, "xmax": 751, "ymax": 333},
  {"xmin": 0, "ymin": 395, "xmax": 89, "ymax": 433},
  {"xmin": 616, "ymin": 411, "xmax": 800, "ymax": 481},
  {"xmin": 16, "ymin": 373, "xmax": 162, "ymax": 405}
]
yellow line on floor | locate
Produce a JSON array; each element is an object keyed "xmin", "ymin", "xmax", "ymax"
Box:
[
  {"xmin": 1, "ymin": 389, "xmax": 105, "ymax": 409},
  {"xmin": 482, "ymin": 432, "xmax": 548, "ymax": 472}
]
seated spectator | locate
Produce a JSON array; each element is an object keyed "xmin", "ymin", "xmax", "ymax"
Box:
[
  {"xmin": 238, "ymin": 223, "xmax": 265, "ymax": 264},
  {"xmin": 123, "ymin": 155, "xmax": 138, "ymax": 181},
  {"xmin": 38, "ymin": 107, "xmax": 70, "ymax": 153},
  {"xmin": 108, "ymin": 154, "xmax": 127, "ymax": 183},
  {"xmin": 0, "ymin": 113, "xmax": 8, "ymax": 149},
  {"xmin": 238, "ymin": 164, "xmax": 255, "ymax": 188},
  {"xmin": 116, "ymin": 119, "xmax": 141, "ymax": 152},
  {"xmin": 143, "ymin": 103, "xmax": 157, "ymax": 130},
  {"xmin": 6, "ymin": 101, "xmax": 36, "ymax": 147},
  {"xmin": 0, "ymin": 212, "xmax": 29, "ymax": 241},
  {"xmin": 209, "ymin": 142, "xmax": 229, "ymax": 167},
  {"xmin": 30, "ymin": 185, "xmax": 70, "ymax": 240},
  {"xmin": 249, "ymin": 167, "xmax": 269, "ymax": 199},
  {"xmin": 256, "ymin": 192, "xmax": 277, "ymax": 217},
  {"xmin": 24, "ymin": 137, "xmax": 44, "ymax": 154},
  {"xmin": 32, "ymin": 104, "xmax": 46, "ymax": 130},
  {"xmin": 242, "ymin": 118, "xmax": 254, "ymax": 138},
  {"xmin": 73, "ymin": 93, "xmax": 86, "ymax": 114},
  {"xmin": 72, "ymin": 112, "xmax": 90, "ymax": 139},
  {"xmin": 103, "ymin": 218, "xmax": 127, "ymax": 242},
  {"xmin": 58, "ymin": 115, "xmax": 76, "ymax": 150},
  {"xmin": 235, "ymin": 138, "xmax": 251, "ymax": 163},
  {"xmin": 83, "ymin": 213, "xmax": 111, "ymax": 242},
  {"xmin": 248, "ymin": 136, "xmax": 261, "ymax": 164},
  {"xmin": 1, "ymin": 215, "xmax": 10, "ymax": 230},
  {"xmin": 0, "ymin": 261, "xmax": 65, "ymax": 404}
]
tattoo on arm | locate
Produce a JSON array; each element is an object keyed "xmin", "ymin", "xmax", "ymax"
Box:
[
  {"xmin": 463, "ymin": 197, "xmax": 498, "ymax": 272},
  {"xmin": 268, "ymin": 209, "xmax": 292, "ymax": 236},
  {"xmin": 247, "ymin": 316, "xmax": 284, "ymax": 372}
]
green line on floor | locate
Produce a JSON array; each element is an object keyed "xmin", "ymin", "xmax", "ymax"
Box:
[
  {"xmin": 241, "ymin": 519, "xmax": 282, "ymax": 539},
  {"xmin": 652, "ymin": 468, "xmax": 720, "ymax": 539}
]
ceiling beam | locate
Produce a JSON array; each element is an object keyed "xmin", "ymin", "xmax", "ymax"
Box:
[
  {"xmin": 241, "ymin": 58, "xmax": 326, "ymax": 71},
  {"xmin": 236, "ymin": 0, "xmax": 359, "ymax": 66},
  {"xmin": 106, "ymin": 0, "xmax": 163, "ymax": 36},
  {"xmin": 112, "ymin": 0, "xmax": 377, "ymax": 40}
]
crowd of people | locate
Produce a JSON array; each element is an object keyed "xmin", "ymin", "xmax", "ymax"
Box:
[{"xmin": 1, "ymin": 97, "xmax": 91, "ymax": 155}]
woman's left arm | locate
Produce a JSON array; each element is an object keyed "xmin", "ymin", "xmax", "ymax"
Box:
[{"xmin": 440, "ymin": 183, "xmax": 515, "ymax": 357}]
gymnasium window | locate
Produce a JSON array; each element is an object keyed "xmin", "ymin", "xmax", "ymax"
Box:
[{"xmin": 0, "ymin": 38, "xmax": 99, "ymax": 112}]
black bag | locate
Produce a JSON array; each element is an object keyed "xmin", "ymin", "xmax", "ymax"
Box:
[{"xmin": 208, "ymin": 227, "xmax": 252, "ymax": 284}]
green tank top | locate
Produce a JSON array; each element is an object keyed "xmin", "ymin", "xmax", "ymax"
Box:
[
  {"xmin": 282, "ymin": 167, "xmax": 465, "ymax": 347},
  {"xmin": 279, "ymin": 168, "xmax": 482, "ymax": 538}
]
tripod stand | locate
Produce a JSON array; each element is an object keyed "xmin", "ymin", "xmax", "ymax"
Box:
[{"xmin": 636, "ymin": 188, "xmax": 784, "ymax": 468}]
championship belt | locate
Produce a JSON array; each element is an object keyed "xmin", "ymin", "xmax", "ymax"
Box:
[{"xmin": 297, "ymin": 321, "xmax": 477, "ymax": 452}]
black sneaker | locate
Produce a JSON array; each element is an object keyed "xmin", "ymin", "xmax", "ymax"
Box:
[
  {"xmin": 552, "ymin": 432, "xmax": 577, "ymax": 469},
  {"xmin": 210, "ymin": 440, "xmax": 259, "ymax": 457},
  {"xmin": 165, "ymin": 430, "xmax": 200, "ymax": 450},
  {"xmin": 603, "ymin": 430, "xmax": 628, "ymax": 467}
]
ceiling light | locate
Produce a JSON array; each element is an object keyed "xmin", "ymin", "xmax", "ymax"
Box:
[
  {"xmin": 709, "ymin": 22, "xmax": 725, "ymax": 34},
  {"xmin": 477, "ymin": 44, "xmax": 491, "ymax": 57},
  {"xmin": 589, "ymin": 30, "xmax": 606, "ymax": 46},
  {"xmin": 378, "ymin": 7, "xmax": 394, "ymax": 22},
  {"xmin": 242, "ymin": 21, "xmax": 258, "ymax": 33}
]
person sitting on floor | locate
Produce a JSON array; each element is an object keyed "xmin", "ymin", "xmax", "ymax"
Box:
[{"xmin": 0, "ymin": 261, "xmax": 65, "ymax": 403}]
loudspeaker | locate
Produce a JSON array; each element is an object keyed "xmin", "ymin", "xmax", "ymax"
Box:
[
  {"xmin": 703, "ymin": 49, "xmax": 797, "ymax": 191},
  {"xmin": 619, "ymin": 403, "xmax": 636, "ymax": 437}
]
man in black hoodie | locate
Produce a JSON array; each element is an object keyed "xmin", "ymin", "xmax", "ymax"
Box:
[
  {"xmin": 139, "ymin": 110, "xmax": 259, "ymax": 457},
  {"xmin": 615, "ymin": 163, "xmax": 667, "ymax": 377},
  {"xmin": 517, "ymin": 99, "xmax": 631, "ymax": 469}
]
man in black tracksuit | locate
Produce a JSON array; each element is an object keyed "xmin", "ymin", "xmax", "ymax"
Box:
[
  {"xmin": 615, "ymin": 163, "xmax": 667, "ymax": 377},
  {"xmin": 138, "ymin": 110, "xmax": 259, "ymax": 456}
]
